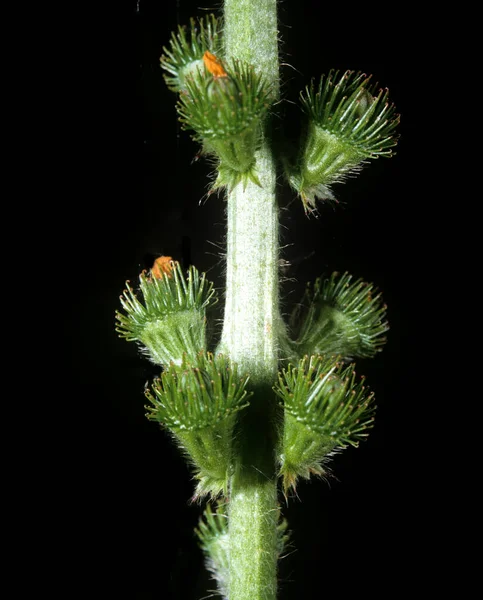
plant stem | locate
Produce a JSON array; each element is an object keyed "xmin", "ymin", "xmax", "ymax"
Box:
[
  {"xmin": 220, "ymin": 0, "xmax": 280, "ymax": 382},
  {"xmin": 218, "ymin": 144, "xmax": 279, "ymax": 380},
  {"xmin": 227, "ymin": 388, "xmax": 279, "ymax": 600},
  {"xmin": 223, "ymin": 0, "xmax": 280, "ymax": 99},
  {"xmin": 219, "ymin": 1, "xmax": 280, "ymax": 598}
]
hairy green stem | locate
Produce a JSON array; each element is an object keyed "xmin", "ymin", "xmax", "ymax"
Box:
[
  {"xmin": 219, "ymin": 1, "xmax": 280, "ymax": 599},
  {"xmin": 218, "ymin": 142, "xmax": 279, "ymax": 380},
  {"xmin": 228, "ymin": 476, "xmax": 278, "ymax": 599},
  {"xmin": 223, "ymin": 0, "xmax": 280, "ymax": 99},
  {"xmin": 228, "ymin": 390, "xmax": 279, "ymax": 600}
]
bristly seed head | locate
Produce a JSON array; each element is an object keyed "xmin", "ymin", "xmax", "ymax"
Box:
[{"xmin": 287, "ymin": 69, "xmax": 399, "ymax": 213}]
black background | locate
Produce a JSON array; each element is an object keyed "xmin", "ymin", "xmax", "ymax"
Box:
[{"xmin": 75, "ymin": 1, "xmax": 426, "ymax": 598}]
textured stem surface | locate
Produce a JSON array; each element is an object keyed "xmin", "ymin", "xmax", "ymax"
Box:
[
  {"xmin": 218, "ymin": 142, "xmax": 279, "ymax": 381},
  {"xmin": 228, "ymin": 394, "xmax": 279, "ymax": 600},
  {"xmin": 224, "ymin": 0, "xmax": 279, "ymax": 99},
  {"xmin": 219, "ymin": 1, "xmax": 280, "ymax": 599},
  {"xmin": 220, "ymin": 0, "xmax": 280, "ymax": 382}
]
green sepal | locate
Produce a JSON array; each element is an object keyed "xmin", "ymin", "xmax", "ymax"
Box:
[
  {"xmin": 145, "ymin": 352, "xmax": 252, "ymax": 498},
  {"xmin": 290, "ymin": 271, "xmax": 388, "ymax": 361},
  {"xmin": 115, "ymin": 262, "xmax": 216, "ymax": 366},
  {"xmin": 212, "ymin": 160, "xmax": 262, "ymax": 192},
  {"xmin": 274, "ymin": 355, "xmax": 375, "ymax": 494},
  {"xmin": 275, "ymin": 514, "xmax": 291, "ymax": 562},
  {"xmin": 196, "ymin": 503, "xmax": 230, "ymax": 599},
  {"xmin": 280, "ymin": 413, "xmax": 337, "ymax": 494},
  {"xmin": 177, "ymin": 59, "xmax": 271, "ymax": 191},
  {"xmin": 160, "ymin": 14, "xmax": 223, "ymax": 92},
  {"xmin": 178, "ymin": 59, "xmax": 271, "ymax": 141},
  {"xmin": 287, "ymin": 125, "xmax": 364, "ymax": 213},
  {"xmin": 286, "ymin": 70, "xmax": 399, "ymax": 212}
]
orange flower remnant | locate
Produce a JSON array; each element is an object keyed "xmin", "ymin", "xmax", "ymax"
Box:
[
  {"xmin": 151, "ymin": 256, "xmax": 174, "ymax": 279},
  {"xmin": 203, "ymin": 51, "xmax": 228, "ymax": 78}
]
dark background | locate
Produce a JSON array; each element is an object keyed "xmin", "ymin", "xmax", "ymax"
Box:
[{"xmin": 75, "ymin": 1, "xmax": 426, "ymax": 598}]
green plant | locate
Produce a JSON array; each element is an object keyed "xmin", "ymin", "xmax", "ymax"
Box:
[{"xmin": 117, "ymin": 2, "xmax": 399, "ymax": 598}]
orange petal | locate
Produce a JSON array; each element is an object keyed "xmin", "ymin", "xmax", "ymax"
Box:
[
  {"xmin": 151, "ymin": 256, "xmax": 174, "ymax": 279},
  {"xmin": 203, "ymin": 50, "xmax": 228, "ymax": 78}
]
